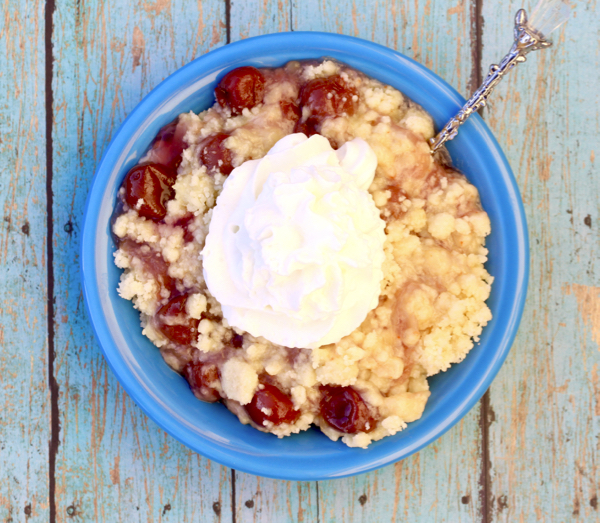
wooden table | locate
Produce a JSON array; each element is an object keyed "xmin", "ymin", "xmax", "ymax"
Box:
[{"xmin": 2, "ymin": 1, "xmax": 598, "ymax": 521}]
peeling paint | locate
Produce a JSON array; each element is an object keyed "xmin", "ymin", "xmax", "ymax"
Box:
[
  {"xmin": 131, "ymin": 26, "xmax": 145, "ymax": 71},
  {"xmin": 564, "ymin": 283, "xmax": 600, "ymax": 347}
]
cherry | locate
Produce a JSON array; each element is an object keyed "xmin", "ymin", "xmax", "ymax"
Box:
[
  {"xmin": 183, "ymin": 361, "xmax": 221, "ymax": 402},
  {"xmin": 119, "ymin": 240, "xmax": 175, "ymax": 293},
  {"xmin": 319, "ymin": 385, "xmax": 375, "ymax": 434},
  {"xmin": 246, "ymin": 383, "xmax": 300, "ymax": 426},
  {"xmin": 158, "ymin": 293, "xmax": 187, "ymax": 316},
  {"xmin": 230, "ymin": 333, "xmax": 244, "ymax": 349},
  {"xmin": 293, "ymin": 116, "xmax": 320, "ymax": 137},
  {"xmin": 215, "ymin": 66, "xmax": 266, "ymax": 115},
  {"xmin": 124, "ymin": 163, "xmax": 177, "ymax": 221},
  {"xmin": 183, "ymin": 229, "xmax": 195, "ymax": 243},
  {"xmin": 156, "ymin": 294, "xmax": 200, "ymax": 345},
  {"xmin": 299, "ymin": 75, "xmax": 358, "ymax": 118},
  {"xmin": 174, "ymin": 213, "xmax": 195, "ymax": 243},
  {"xmin": 150, "ymin": 120, "xmax": 187, "ymax": 169},
  {"xmin": 198, "ymin": 133, "xmax": 234, "ymax": 175},
  {"xmin": 173, "ymin": 214, "xmax": 194, "ymax": 228},
  {"xmin": 280, "ymin": 100, "xmax": 301, "ymax": 122}
]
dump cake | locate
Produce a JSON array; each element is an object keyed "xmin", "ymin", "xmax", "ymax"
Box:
[{"xmin": 112, "ymin": 60, "xmax": 493, "ymax": 448}]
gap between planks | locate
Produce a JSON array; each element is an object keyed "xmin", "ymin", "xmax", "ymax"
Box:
[
  {"xmin": 225, "ymin": 2, "xmax": 237, "ymax": 521},
  {"xmin": 45, "ymin": 0, "xmax": 59, "ymax": 522},
  {"xmin": 470, "ymin": 1, "xmax": 492, "ymax": 522},
  {"xmin": 225, "ymin": 0, "xmax": 231, "ymax": 44}
]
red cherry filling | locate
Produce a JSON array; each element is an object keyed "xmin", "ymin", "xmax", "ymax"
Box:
[
  {"xmin": 183, "ymin": 361, "xmax": 221, "ymax": 402},
  {"xmin": 150, "ymin": 120, "xmax": 187, "ymax": 170},
  {"xmin": 299, "ymin": 75, "xmax": 358, "ymax": 118},
  {"xmin": 293, "ymin": 116, "xmax": 321, "ymax": 137},
  {"xmin": 119, "ymin": 240, "xmax": 175, "ymax": 293},
  {"xmin": 230, "ymin": 333, "xmax": 244, "ymax": 349},
  {"xmin": 319, "ymin": 385, "xmax": 375, "ymax": 434},
  {"xmin": 174, "ymin": 213, "xmax": 196, "ymax": 243},
  {"xmin": 280, "ymin": 100, "xmax": 301, "ymax": 122},
  {"xmin": 124, "ymin": 163, "xmax": 177, "ymax": 221},
  {"xmin": 215, "ymin": 66, "xmax": 266, "ymax": 115},
  {"xmin": 173, "ymin": 214, "xmax": 194, "ymax": 228},
  {"xmin": 156, "ymin": 294, "xmax": 200, "ymax": 345},
  {"xmin": 198, "ymin": 133, "xmax": 234, "ymax": 175},
  {"xmin": 246, "ymin": 383, "xmax": 300, "ymax": 426}
]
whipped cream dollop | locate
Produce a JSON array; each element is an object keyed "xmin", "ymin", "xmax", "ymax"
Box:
[{"xmin": 202, "ymin": 133, "xmax": 386, "ymax": 349}]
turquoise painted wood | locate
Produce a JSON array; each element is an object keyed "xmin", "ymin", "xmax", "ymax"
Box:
[
  {"xmin": 481, "ymin": 2, "xmax": 600, "ymax": 522},
  {"xmin": 230, "ymin": 0, "xmax": 291, "ymax": 38},
  {"xmin": 2, "ymin": 0, "xmax": 600, "ymax": 521},
  {"xmin": 314, "ymin": 412, "xmax": 482, "ymax": 523},
  {"xmin": 0, "ymin": 1, "xmax": 50, "ymax": 521},
  {"xmin": 50, "ymin": 0, "xmax": 232, "ymax": 521},
  {"xmin": 293, "ymin": 0, "xmax": 478, "ymax": 94}
]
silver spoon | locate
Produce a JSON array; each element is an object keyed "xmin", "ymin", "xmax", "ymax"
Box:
[{"xmin": 429, "ymin": 0, "xmax": 571, "ymax": 157}]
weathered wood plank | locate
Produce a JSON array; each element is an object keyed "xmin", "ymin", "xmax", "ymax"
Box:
[
  {"xmin": 317, "ymin": 410, "xmax": 483, "ymax": 523},
  {"xmin": 235, "ymin": 473, "xmax": 318, "ymax": 523},
  {"xmin": 229, "ymin": 1, "xmax": 485, "ymax": 521},
  {"xmin": 230, "ymin": 0, "xmax": 291, "ymax": 39},
  {"xmin": 51, "ymin": 0, "xmax": 232, "ymax": 521},
  {"xmin": 482, "ymin": 2, "xmax": 600, "ymax": 521},
  {"xmin": 293, "ymin": 0, "xmax": 476, "ymax": 94},
  {"xmin": 0, "ymin": 1, "xmax": 50, "ymax": 521}
]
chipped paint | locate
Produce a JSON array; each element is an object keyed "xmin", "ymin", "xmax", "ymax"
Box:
[
  {"xmin": 131, "ymin": 26, "xmax": 145, "ymax": 70},
  {"xmin": 592, "ymin": 364, "xmax": 600, "ymax": 417},
  {"xmin": 0, "ymin": 0, "xmax": 50, "ymax": 521},
  {"xmin": 564, "ymin": 283, "xmax": 600, "ymax": 347},
  {"xmin": 143, "ymin": 0, "xmax": 171, "ymax": 16},
  {"xmin": 48, "ymin": 0, "xmax": 231, "ymax": 520}
]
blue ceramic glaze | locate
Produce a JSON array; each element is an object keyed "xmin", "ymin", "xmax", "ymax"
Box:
[{"xmin": 80, "ymin": 32, "xmax": 529, "ymax": 480}]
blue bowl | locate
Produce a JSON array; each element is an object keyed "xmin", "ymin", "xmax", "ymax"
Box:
[{"xmin": 80, "ymin": 32, "xmax": 528, "ymax": 480}]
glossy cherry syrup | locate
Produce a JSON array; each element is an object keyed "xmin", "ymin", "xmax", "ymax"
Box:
[
  {"xmin": 150, "ymin": 120, "xmax": 187, "ymax": 170},
  {"xmin": 119, "ymin": 240, "xmax": 175, "ymax": 293},
  {"xmin": 156, "ymin": 294, "xmax": 200, "ymax": 346},
  {"xmin": 183, "ymin": 362, "xmax": 221, "ymax": 403}
]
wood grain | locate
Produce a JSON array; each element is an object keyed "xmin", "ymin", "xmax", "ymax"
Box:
[
  {"xmin": 50, "ymin": 0, "xmax": 231, "ymax": 521},
  {"xmin": 230, "ymin": 0, "xmax": 291, "ymax": 39},
  {"xmin": 316, "ymin": 411, "xmax": 482, "ymax": 523},
  {"xmin": 481, "ymin": 2, "xmax": 600, "ymax": 521},
  {"xmin": 0, "ymin": 1, "xmax": 50, "ymax": 521},
  {"xmin": 235, "ymin": 473, "xmax": 318, "ymax": 523}
]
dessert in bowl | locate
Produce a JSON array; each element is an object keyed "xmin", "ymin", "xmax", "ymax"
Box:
[
  {"xmin": 112, "ymin": 58, "xmax": 494, "ymax": 448},
  {"xmin": 81, "ymin": 33, "xmax": 528, "ymax": 479}
]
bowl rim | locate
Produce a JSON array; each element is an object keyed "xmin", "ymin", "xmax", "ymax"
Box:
[{"xmin": 80, "ymin": 31, "xmax": 529, "ymax": 480}]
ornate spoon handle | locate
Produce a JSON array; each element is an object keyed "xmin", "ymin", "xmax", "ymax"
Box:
[{"xmin": 429, "ymin": 9, "xmax": 552, "ymax": 153}]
